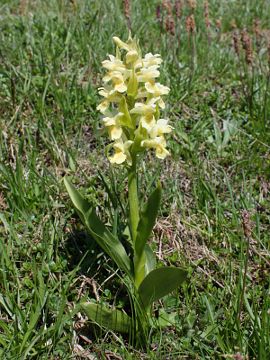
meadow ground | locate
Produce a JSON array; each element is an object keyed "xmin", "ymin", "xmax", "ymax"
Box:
[{"xmin": 0, "ymin": 0, "xmax": 270, "ymax": 358}]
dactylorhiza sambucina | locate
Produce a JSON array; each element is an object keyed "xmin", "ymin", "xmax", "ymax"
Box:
[
  {"xmin": 97, "ymin": 35, "xmax": 172, "ymax": 166},
  {"xmin": 64, "ymin": 35, "xmax": 188, "ymax": 343}
]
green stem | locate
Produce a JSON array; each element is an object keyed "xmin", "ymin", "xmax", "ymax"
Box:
[
  {"xmin": 128, "ymin": 154, "xmax": 139, "ymax": 245},
  {"xmin": 128, "ymin": 157, "xmax": 145, "ymax": 288}
]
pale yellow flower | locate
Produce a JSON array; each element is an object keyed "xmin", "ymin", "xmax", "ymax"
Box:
[
  {"xmin": 130, "ymin": 101, "xmax": 156, "ymax": 131},
  {"xmin": 109, "ymin": 140, "xmax": 133, "ymax": 165},
  {"xmin": 145, "ymin": 93, "xmax": 167, "ymax": 110},
  {"xmin": 130, "ymin": 102, "xmax": 156, "ymax": 116},
  {"xmin": 157, "ymin": 98, "xmax": 165, "ymax": 109},
  {"xmin": 98, "ymin": 86, "xmax": 121, "ymax": 100},
  {"xmin": 140, "ymin": 114, "xmax": 156, "ymax": 131},
  {"xmin": 142, "ymin": 53, "xmax": 162, "ymax": 68},
  {"xmin": 97, "ymin": 87, "xmax": 121, "ymax": 114},
  {"xmin": 145, "ymin": 82, "xmax": 170, "ymax": 97},
  {"xmin": 97, "ymin": 100, "xmax": 109, "ymax": 114},
  {"xmin": 102, "ymin": 55, "xmax": 126, "ymax": 73},
  {"xmin": 137, "ymin": 66, "xmax": 160, "ymax": 83},
  {"xmin": 103, "ymin": 113, "xmax": 124, "ymax": 140},
  {"xmin": 149, "ymin": 119, "xmax": 172, "ymax": 138},
  {"xmin": 141, "ymin": 136, "xmax": 170, "ymax": 159},
  {"xmin": 103, "ymin": 71, "xmax": 127, "ymax": 93}
]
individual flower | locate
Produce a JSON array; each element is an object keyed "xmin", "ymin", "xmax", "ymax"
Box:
[
  {"xmin": 102, "ymin": 71, "xmax": 127, "ymax": 93},
  {"xmin": 142, "ymin": 53, "xmax": 162, "ymax": 68},
  {"xmin": 130, "ymin": 102, "xmax": 156, "ymax": 131},
  {"xmin": 145, "ymin": 82, "xmax": 170, "ymax": 97},
  {"xmin": 149, "ymin": 119, "xmax": 172, "ymax": 138},
  {"xmin": 130, "ymin": 102, "xmax": 156, "ymax": 116},
  {"xmin": 97, "ymin": 87, "xmax": 122, "ymax": 114},
  {"xmin": 102, "ymin": 112, "xmax": 124, "ymax": 140},
  {"xmin": 137, "ymin": 66, "xmax": 160, "ymax": 83},
  {"xmin": 109, "ymin": 140, "xmax": 133, "ymax": 165},
  {"xmin": 141, "ymin": 136, "xmax": 170, "ymax": 159},
  {"xmin": 97, "ymin": 100, "xmax": 110, "ymax": 114},
  {"xmin": 102, "ymin": 55, "xmax": 126, "ymax": 73}
]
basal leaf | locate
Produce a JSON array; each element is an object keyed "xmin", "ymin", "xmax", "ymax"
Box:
[
  {"xmin": 134, "ymin": 244, "xmax": 156, "ymax": 287},
  {"xmin": 64, "ymin": 177, "xmax": 90, "ymax": 215},
  {"xmin": 81, "ymin": 302, "xmax": 131, "ymax": 333},
  {"xmin": 144, "ymin": 244, "xmax": 156, "ymax": 275},
  {"xmin": 64, "ymin": 177, "xmax": 132, "ymax": 277},
  {"xmin": 138, "ymin": 267, "xmax": 187, "ymax": 308}
]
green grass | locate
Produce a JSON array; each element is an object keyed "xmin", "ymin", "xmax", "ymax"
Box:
[{"xmin": 0, "ymin": 0, "xmax": 270, "ymax": 358}]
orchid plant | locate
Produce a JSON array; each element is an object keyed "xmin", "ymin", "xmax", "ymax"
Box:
[{"xmin": 64, "ymin": 34, "xmax": 187, "ymax": 345}]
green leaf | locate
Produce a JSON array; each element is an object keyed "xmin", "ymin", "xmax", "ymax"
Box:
[
  {"xmin": 134, "ymin": 244, "xmax": 156, "ymax": 288},
  {"xmin": 144, "ymin": 244, "xmax": 156, "ymax": 275},
  {"xmin": 81, "ymin": 302, "xmax": 131, "ymax": 333},
  {"xmin": 138, "ymin": 267, "xmax": 187, "ymax": 308},
  {"xmin": 135, "ymin": 183, "xmax": 161, "ymax": 258},
  {"xmin": 64, "ymin": 177, "xmax": 132, "ymax": 277},
  {"xmin": 134, "ymin": 252, "xmax": 146, "ymax": 288}
]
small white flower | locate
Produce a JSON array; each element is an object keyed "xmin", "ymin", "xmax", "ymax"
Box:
[
  {"xmin": 97, "ymin": 100, "xmax": 110, "ymax": 114},
  {"xmin": 140, "ymin": 114, "xmax": 156, "ymax": 131}
]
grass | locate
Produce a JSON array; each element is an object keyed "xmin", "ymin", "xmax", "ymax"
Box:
[{"xmin": 0, "ymin": 0, "xmax": 270, "ymax": 358}]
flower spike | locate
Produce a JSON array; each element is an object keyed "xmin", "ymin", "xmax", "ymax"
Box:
[{"xmin": 98, "ymin": 35, "xmax": 171, "ymax": 165}]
